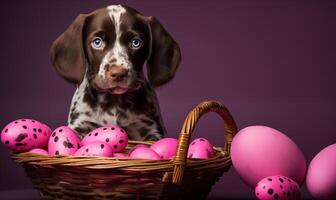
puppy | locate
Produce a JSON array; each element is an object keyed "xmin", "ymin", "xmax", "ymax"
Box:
[{"xmin": 50, "ymin": 5, "xmax": 181, "ymax": 140}]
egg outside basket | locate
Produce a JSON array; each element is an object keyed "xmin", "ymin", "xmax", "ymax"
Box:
[{"xmin": 10, "ymin": 100, "xmax": 237, "ymax": 200}]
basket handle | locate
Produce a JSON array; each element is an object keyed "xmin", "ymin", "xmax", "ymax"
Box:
[{"xmin": 172, "ymin": 100, "xmax": 238, "ymax": 185}]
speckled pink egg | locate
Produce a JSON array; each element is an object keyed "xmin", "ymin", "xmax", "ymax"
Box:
[
  {"xmin": 1, "ymin": 119, "xmax": 52, "ymax": 151},
  {"xmin": 74, "ymin": 142, "xmax": 113, "ymax": 157},
  {"xmin": 150, "ymin": 138, "xmax": 178, "ymax": 159},
  {"xmin": 129, "ymin": 147, "xmax": 161, "ymax": 160},
  {"xmin": 255, "ymin": 175, "xmax": 301, "ymax": 200},
  {"xmin": 48, "ymin": 126, "xmax": 81, "ymax": 156},
  {"xmin": 187, "ymin": 138, "xmax": 215, "ymax": 159},
  {"xmin": 113, "ymin": 153, "xmax": 129, "ymax": 158},
  {"xmin": 29, "ymin": 148, "xmax": 49, "ymax": 156},
  {"xmin": 81, "ymin": 125, "xmax": 128, "ymax": 153}
]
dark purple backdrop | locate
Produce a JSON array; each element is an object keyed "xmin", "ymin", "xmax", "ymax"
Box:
[{"xmin": 0, "ymin": 0, "xmax": 334, "ymax": 199}]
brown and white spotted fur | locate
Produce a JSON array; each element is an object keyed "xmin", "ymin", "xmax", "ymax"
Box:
[{"xmin": 50, "ymin": 5, "xmax": 181, "ymax": 140}]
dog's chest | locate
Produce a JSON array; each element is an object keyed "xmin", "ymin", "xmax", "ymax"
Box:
[
  {"xmin": 68, "ymin": 81, "xmax": 163, "ymax": 140},
  {"xmin": 70, "ymin": 88, "xmax": 150, "ymax": 126},
  {"xmin": 95, "ymin": 105, "xmax": 119, "ymax": 126},
  {"xmin": 77, "ymin": 94, "xmax": 124, "ymax": 126}
]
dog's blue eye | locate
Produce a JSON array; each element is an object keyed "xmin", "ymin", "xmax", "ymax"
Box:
[
  {"xmin": 130, "ymin": 38, "xmax": 142, "ymax": 49},
  {"xmin": 91, "ymin": 37, "xmax": 104, "ymax": 49}
]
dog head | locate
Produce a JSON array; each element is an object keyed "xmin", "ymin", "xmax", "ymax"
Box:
[{"xmin": 50, "ymin": 5, "xmax": 181, "ymax": 94}]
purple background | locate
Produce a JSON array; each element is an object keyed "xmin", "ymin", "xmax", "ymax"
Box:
[{"xmin": 0, "ymin": 0, "xmax": 334, "ymax": 199}]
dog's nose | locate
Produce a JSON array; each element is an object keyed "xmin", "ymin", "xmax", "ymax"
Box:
[{"xmin": 107, "ymin": 66, "xmax": 128, "ymax": 82}]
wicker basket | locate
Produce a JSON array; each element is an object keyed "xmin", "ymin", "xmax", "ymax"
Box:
[{"xmin": 10, "ymin": 100, "xmax": 237, "ymax": 200}]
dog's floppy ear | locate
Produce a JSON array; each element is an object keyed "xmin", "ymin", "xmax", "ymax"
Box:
[
  {"xmin": 50, "ymin": 14, "xmax": 88, "ymax": 85},
  {"xmin": 146, "ymin": 16, "xmax": 181, "ymax": 86}
]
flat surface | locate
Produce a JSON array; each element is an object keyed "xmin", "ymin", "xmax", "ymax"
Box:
[
  {"xmin": 0, "ymin": 189, "xmax": 39, "ymax": 200},
  {"xmin": 0, "ymin": 189, "xmax": 245, "ymax": 200},
  {"xmin": 0, "ymin": 189, "xmax": 314, "ymax": 200}
]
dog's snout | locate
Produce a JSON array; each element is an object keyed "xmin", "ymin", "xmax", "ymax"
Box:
[{"xmin": 107, "ymin": 65, "xmax": 128, "ymax": 82}]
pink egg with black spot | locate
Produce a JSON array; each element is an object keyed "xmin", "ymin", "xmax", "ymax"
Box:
[
  {"xmin": 38, "ymin": 122, "xmax": 52, "ymax": 146},
  {"xmin": 129, "ymin": 147, "xmax": 161, "ymax": 160},
  {"xmin": 81, "ymin": 125, "xmax": 128, "ymax": 153},
  {"xmin": 150, "ymin": 138, "xmax": 178, "ymax": 159},
  {"xmin": 1, "ymin": 119, "xmax": 52, "ymax": 151},
  {"xmin": 187, "ymin": 138, "xmax": 215, "ymax": 159},
  {"xmin": 255, "ymin": 175, "xmax": 301, "ymax": 200},
  {"xmin": 29, "ymin": 148, "xmax": 49, "ymax": 156},
  {"xmin": 74, "ymin": 142, "xmax": 113, "ymax": 157},
  {"xmin": 113, "ymin": 153, "xmax": 129, "ymax": 158},
  {"xmin": 48, "ymin": 126, "xmax": 81, "ymax": 156}
]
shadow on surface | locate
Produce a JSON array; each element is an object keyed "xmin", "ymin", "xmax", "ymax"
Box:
[
  {"xmin": 207, "ymin": 198, "xmax": 315, "ymax": 200},
  {"xmin": 207, "ymin": 198, "xmax": 248, "ymax": 200}
]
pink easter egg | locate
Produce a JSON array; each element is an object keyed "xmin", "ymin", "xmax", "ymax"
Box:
[
  {"xmin": 29, "ymin": 148, "xmax": 49, "ymax": 156},
  {"xmin": 231, "ymin": 126, "xmax": 307, "ymax": 188},
  {"xmin": 74, "ymin": 142, "xmax": 113, "ymax": 157},
  {"xmin": 187, "ymin": 138, "xmax": 215, "ymax": 159},
  {"xmin": 81, "ymin": 125, "xmax": 128, "ymax": 153},
  {"xmin": 255, "ymin": 175, "xmax": 301, "ymax": 200},
  {"xmin": 128, "ymin": 144, "xmax": 149, "ymax": 154},
  {"xmin": 113, "ymin": 153, "xmax": 129, "ymax": 158},
  {"xmin": 48, "ymin": 126, "xmax": 81, "ymax": 156},
  {"xmin": 129, "ymin": 147, "xmax": 161, "ymax": 160},
  {"xmin": 306, "ymin": 144, "xmax": 336, "ymax": 200},
  {"xmin": 1, "ymin": 119, "xmax": 52, "ymax": 151},
  {"xmin": 150, "ymin": 138, "xmax": 178, "ymax": 159}
]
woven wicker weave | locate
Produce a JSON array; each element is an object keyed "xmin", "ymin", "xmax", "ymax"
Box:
[{"xmin": 11, "ymin": 100, "xmax": 237, "ymax": 200}]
